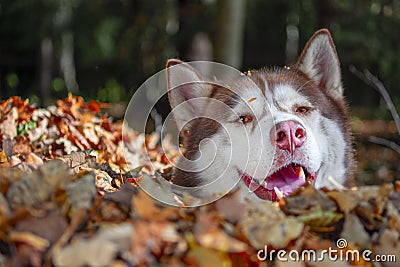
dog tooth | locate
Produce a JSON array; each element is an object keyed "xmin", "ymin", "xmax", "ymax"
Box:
[
  {"xmin": 263, "ymin": 180, "xmax": 268, "ymax": 188},
  {"xmin": 299, "ymin": 167, "xmax": 306, "ymax": 180},
  {"xmin": 274, "ymin": 186, "xmax": 284, "ymax": 200}
]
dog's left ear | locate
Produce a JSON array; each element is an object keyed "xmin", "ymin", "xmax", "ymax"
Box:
[
  {"xmin": 296, "ymin": 29, "xmax": 343, "ymax": 101},
  {"xmin": 166, "ymin": 59, "xmax": 211, "ymax": 131}
]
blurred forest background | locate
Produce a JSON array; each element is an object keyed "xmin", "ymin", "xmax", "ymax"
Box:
[{"xmin": 0, "ymin": 0, "xmax": 400, "ymax": 184}]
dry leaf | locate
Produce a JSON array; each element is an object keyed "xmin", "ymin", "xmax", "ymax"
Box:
[
  {"xmin": 185, "ymin": 246, "xmax": 230, "ymax": 267},
  {"xmin": 0, "ymin": 95, "xmax": 399, "ymax": 266},
  {"xmin": 25, "ymin": 153, "xmax": 43, "ymax": 166},
  {"xmin": 240, "ymin": 201, "xmax": 303, "ymax": 249},
  {"xmin": 130, "ymin": 220, "xmax": 182, "ymax": 265},
  {"xmin": 15, "ymin": 213, "xmax": 67, "ymax": 245},
  {"xmin": 243, "ymin": 216, "xmax": 304, "ymax": 249},
  {"xmin": 0, "ymin": 150, "xmax": 8, "ymax": 163},
  {"xmin": 2, "ymin": 138, "xmax": 14, "ymax": 159},
  {"xmin": 0, "ymin": 167, "xmax": 24, "ymax": 194},
  {"xmin": 7, "ymin": 160, "xmax": 69, "ymax": 209},
  {"xmin": 15, "ymin": 243, "xmax": 42, "ymax": 267},
  {"xmin": 65, "ymin": 171, "xmax": 96, "ymax": 215},
  {"xmin": 373, "ymin": 229, "xmax": 400, "ymax": 267},
  {"xmin": 104, "ymin": 183, "xmax": 138, "ymax": 212},
  {"xmin": 53, "ymin": 238, "xmax": 117, "ymax": 267},
  {"xmin": 215, "ymin": 188, "xmax": 247, "ymax": 223},
  {"xmin": 9, "ymin": 231, "xmax": 50, "ymax": 251},
  {"xmin": 0, "ymin": 193, "xmax": 11, "ymax": 224},
  {"xmin": 282, "ymin": 184, "xmax": 337, "ymax": 215},
  {"xmin": 275, "ymin": 259, "xmax": 306, "ymax": 267},
  {"xmin": 307, "ymin": 252, "xmax": 353, "ymax": 267},
  {"xmin": 327, "ymin": 190, "xmax": 360, "ymax": 213},
  {"xmin": 0, "ymin": 107, "xmax": 17, "ymax": 139},
  {"xmin": 131, "ymin": 190, "xmax": 162, "ymax": 220},
  {"xmin": 340, "ymin": 213, "xmax": 370, "ymax": 250},
  {"xmin": 194, "ymin": 209, "xmax": 248, "ymax": 253}
]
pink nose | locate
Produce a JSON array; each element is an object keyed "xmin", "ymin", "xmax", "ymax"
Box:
[{"xmin": 271, "ymin": 120, "xmax": 306, "ymax": 153}]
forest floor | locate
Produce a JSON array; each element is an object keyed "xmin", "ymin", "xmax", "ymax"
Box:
[{"xmin": 0, "ymin": 95, "xmax": 399, "ymax": 267}]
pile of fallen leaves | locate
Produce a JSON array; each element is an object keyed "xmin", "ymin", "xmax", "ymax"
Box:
[{"xmin": 0, "ymin": 95, "xmax": 399, "ymax": 267}]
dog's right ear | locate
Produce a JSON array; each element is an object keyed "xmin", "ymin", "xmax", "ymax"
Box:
[
  {"xmin": 166, "ymin": 59, "xmax": 211, "ymax": 130},
  {"xmin": 296, "ymin": 29, "xmax": 343, "ymax": 102}
]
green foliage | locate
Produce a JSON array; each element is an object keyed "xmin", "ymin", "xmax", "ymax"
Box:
[
  {"xmin": 17, "ymin": 121, "xmax": 37, "ymax": 136},
  {"xmin": 6, "ymin": 73, "xmax": 19, "ymax": 89},
  {"xmin": 97, "ymin": 79, "xmax": 125, "ymax": 103},
  {"xmin": 52, "ymin": 77, "xmax": 65, "ymax": 92},
  {"xmin": 94, "ymin": 18, "xmax": 122, "ymax": 60}
]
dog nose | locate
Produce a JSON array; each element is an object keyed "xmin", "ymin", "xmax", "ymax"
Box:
[{"xmin": 271, "ymin": 120, "xmax": 306, "ymax": 153}]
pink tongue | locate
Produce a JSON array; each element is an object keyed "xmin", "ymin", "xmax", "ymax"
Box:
[{"xmin": 266, "ymin": 165, "xmax": 305, "ymax": 191}]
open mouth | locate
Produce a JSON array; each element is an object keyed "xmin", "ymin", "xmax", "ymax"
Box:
[{"xmin": 240, "ymin": 163, "xmax": 316, "ymax": 202}]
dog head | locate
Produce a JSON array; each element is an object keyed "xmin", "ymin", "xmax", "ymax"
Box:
[{"xmin": 166, "ymin": 29, "xmax": 354, "ymax": 201}]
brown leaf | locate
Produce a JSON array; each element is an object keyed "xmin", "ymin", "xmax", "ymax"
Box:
[
  {"xmin": 104, "ymin": 183, "xmax": 138, "ymax": 212},
  {"xmin": 2, "ymin": 138, "xmax": 14, "ymax": 159},
  {"xmin": 0, "ymin": 107, "xmax": 17, "ymax": 139},
  {"xmin": 340, "ymin": 213, "xmax": 370, "ymax": 250},
  {"xmin": 131, "ymin": 220, "xmax": 183, "ymax": 265},
  {"xmin": 13, "ymin": 162, "xmax": 39, "ymax": 173},
  {"xmin": 25, "ymin": 153, "xmax": 43, "ymax": 166},
  {"xmin": 282, "ymin": 184, "xmax": 338, "ymax": 216},
  {"xmin": 0, "ymin": 167, "xmax": 24, "ymax": 194},
  {"xmin": 0, "ymin": 150, "xmax": 8, "ymax": 163},
  {"xmin": 194, "ymin": 209, "xmax": 248, "ymax": 253},
  {"xmin": 63, "ymin": 119, "xmax": 91, "ymax": 150},
  {"xmin": 92, "ymin": 169, "xmax": 116, "ymax": 193},
  {"xmin": 9, "ymin": 231, "xmax": 50, "ymax": 251},
  {"xmin": 0, "ymin": 192, "xmax": 11, "ymax": 225},
  {"xmin": 53, "ymin": 237, "xmax": 118, "ymax": 267},
  {"xmin": 82, "ymin": 122, "xmax": 100, "ymax": 145},
  {"xmin": 373, "ymin": 229, "xmax": 400, "ymax": 267},
  {"xmin": 307, "ymin": 253, "xmax": 353, "ymax": 267},
  {"xmin": 15, "ymin": 213, "xmax": 67, "ymax": 245},
  {"xmin": 65, "ymin": 171, "xmax": 97, "ymax": 215},
  {"xmin": 240, "ymin": 201, "xmax": 303, "ymax": 249},
  {"xmin": 7, "ymin": 160, "xmax": 69, "ymax": 209},
  {"xmin": 386, "ymin": 201, "xmax": 400, "ymax": 232},
  {"xmin": 131, "ymin": 190, "xmax": 165, "ymax": 220},
  {"xmin": 185, "ymin": 246, "xmax": 230, "ymax": 267},
  {"xmin": 15, "ymin": 243, "xmax": 42, "ymax": 267},
  {"xmin": 13, "ymin": 136, "xmax": 32, "ymax": 154},
  {"xmin": 275, "ymin": 259, "xmax": 306, "ymax": 267},
  {"xmin": 327, "ymin": 190, "xmax": 360, "ymax": 213},
  {"xmin": 59, "ymin": 151, "xmax": 96, "ymax": 174},
  {"xmin": 215, "ymin": 188, "xmax": 247, "ymax": 223},
  {"xmin": 243, "ymin": 216, "xmax": 303, "ymax": 249}
]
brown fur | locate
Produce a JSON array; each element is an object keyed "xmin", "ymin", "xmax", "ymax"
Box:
[{"xmin": 169, "ymin": 29, "xmax": 355, "ymax": 188}]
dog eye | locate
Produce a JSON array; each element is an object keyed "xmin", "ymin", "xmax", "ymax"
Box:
[
  {"xmin": 295, "ymin": 106, "xmax": 311, "ymax": 114},
  {"xmin": 239, "ymin": 115, "xmax": 253, "ymax": 124}
]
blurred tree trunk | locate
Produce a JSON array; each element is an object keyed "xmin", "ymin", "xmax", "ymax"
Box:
[
  {"xmin": 60, "ymin": 32, "xmax": 78, "ymax": 92},
  {"xmin": 57, "ymin": 0, "xmax": 78, "ymax": 92},
  {"xmin": 40, "ymin": 38, "xmax": 53, "ymax": 106},
  {"xmin": 214, "ymin": 0, "xmax": 246, "ymax": 69},
  {"xmin": 285, "ymin": 2, "xmax": 299, "ymax": 65}
]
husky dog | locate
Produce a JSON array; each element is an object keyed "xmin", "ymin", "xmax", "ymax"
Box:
[{"xmin": 166, "ymin": 29, "xmax": 354, "ymax": 202}]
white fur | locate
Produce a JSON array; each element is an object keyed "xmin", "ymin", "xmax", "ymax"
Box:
[
  {"xmin": 167, "ymin": 30, "xmax": 349, "ymax": 201},
  {"xmin": 185, "ymin": 82, "xmax": 347, "ymax": 200},
  {"xmin": 298, "ymin": 34, "xmax": 343, "ymax": 101}
]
